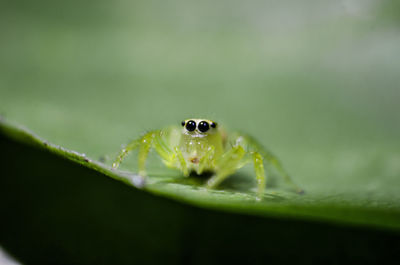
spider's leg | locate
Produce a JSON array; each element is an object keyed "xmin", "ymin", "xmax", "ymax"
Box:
[
  {"xmin": 172, "ymin": 147, "xmax": 189, "ymax": 176},
  {"xmin": 112, "ymin": 130, "xmax": 164, "ymax": 176},
  {"xmin": 272, "ymin": 158, "xmax": 302, "ymax": 193},
  {"xmin": 206, "ymin": 148, "xmax": 267, "ymax": 200},
  {"xmin": 257, "ymin": 150, "xmax": 302, "ymax": 193},
  {"xmin": 112, "ymin": 138, "xmax": 141, "ymax": 169},
  {"xmin": 138, "ymin": 129, "xmax": 186, "ymax": 177},
  {"xmin": 137, "ymin": 131, "xmax": 162, "ymax": 176},
  {"xmin": 252, "ymin": 151, "xmax": 266, "ymax": 200},
  {"xmin": 206, "ymin": 145, "xmax": 246, "ymax": 189},
  {"xmin": 246, "ymin": 135, "xmax": 303, "ymax": 194},
  {"xmin": 151, "ymin": 131, "xmax": 189, "ymax": 176},
  {"xmin": 197, "ymin": 145, "xmax": 215, "ymax": 175}
]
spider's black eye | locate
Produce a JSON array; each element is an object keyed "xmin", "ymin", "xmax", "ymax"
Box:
[
  {"xmin": 181, "ymin": 120, "xmax": 185, "ymax": 127},
  {"xmin": 210, "ymin": 122, "xmax": 217, "ymax": 128},
  {"xmin": 198, "ymin": 121, "xmax": 209, "ymax": 132},
  {"xmin": 185, "ymin": 120, "xmax": 196, "ymax": 131}
]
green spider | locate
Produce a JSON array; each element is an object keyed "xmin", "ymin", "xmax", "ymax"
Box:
[{"xmin": 112, "ymin": 118, "xmax": 302, "ymax": 200}]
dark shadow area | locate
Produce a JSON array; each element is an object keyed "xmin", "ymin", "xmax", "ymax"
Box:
[
  {"xmin": 169, "ymin": 171, "xmax": 214, "ymax": 186},
  {"xmin": 1, "ymin": 133, "xmax": 400, "ymax": 265}
]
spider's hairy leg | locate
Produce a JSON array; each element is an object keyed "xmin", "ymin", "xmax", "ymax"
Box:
[
  {"xmin": 267, "ymin": 154, "xmax": 303, "ymax": 194},
  {"xmin": 112, "ymin": 130, "xmax": 165, "ymax": 176},
  {"xmin": 138, "ymin": 129, "xmax": 182, "ymax": 177},
  {"xmin": 197, "ymin": 145, "xmax": 215, "ymax": 175},
  {"xmin": 206, "ymin": 147, "xmax": 267, "ymax": 200},
  {"xmin": 112, "ymin": 138, "xmax": 141, "ymax": 169},
  {"xmin": 113, "ymin": 127, "xmax": 187, "ymax": 177},
  {"xmin": 252, "ymin": 151, "xmax": 266, "ymax": 201},
  {"xmin": 137, "ymin": 131, "xmax": 160, "ymax": 176},
  {"xmin": 206, "ymin": 145, "xmax": 246, "ymax": 189},
  {"xmin": 172, "ymin": 147, "xmax": 189, "ymax": 176},
  {"xmin": 152, "ymin": 128, "xmax": 188, "ymax": 176},
  {"xmin": 247, "ymin": 136, "xmax": 304, "ymax": 194}
]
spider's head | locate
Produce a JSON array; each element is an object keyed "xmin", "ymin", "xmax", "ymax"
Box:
[
  {"xmin": 179, "ymin": 118, "xmax": 224, "ymax": 163},
  {"xmin": 180, "ymin": 119, "xmax": 218, "ymax": 137}
]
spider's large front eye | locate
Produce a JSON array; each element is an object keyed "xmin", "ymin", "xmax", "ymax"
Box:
[
  {"xmin": 185, "ymin": 120, "xmax": 196, "ymax": 131},
  {"xmin": 198, "ymin": 121, "xmax": 209, "ymax": 132}
]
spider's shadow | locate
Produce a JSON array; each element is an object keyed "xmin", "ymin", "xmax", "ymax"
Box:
[{"xmin": 167, "ymin": 171, "xmax": 285, "ymax": 201}]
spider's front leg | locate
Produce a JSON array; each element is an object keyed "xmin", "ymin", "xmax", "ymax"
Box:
[
  {"xmin": 113, "ymin": 129, "xmax": 188, "ymax": 177},
  {"xmin": 263, "ymin": 153, "xmax": 304, "ymax": 194},
  {"xmin": 112, "ymin": 130, "xmax": 161, "ymax": 175},
  {"xmin": 206, "ymin": 145, "xmax": 246, "ymax": 189},
  {"xmin": 142, "ymin": 134, "xmax": 189, "ymax": 177},
  {"xmin": 198, "ymin": 145, "xmax": 215, "ymax": 175},
  {"xmin": 112, "ymin": 137, "xmax": 141, "ymax": 169},
  {"xmin": 206, "ymin": 145, "xmax": 267, "ymax": 200},
  {"xmin": 237, "ymin": 133, "xmax": 304, "ymax": 194},
  {"xmin": 252, "ymin": 151, "xmax": 267, "ymax": 199}
]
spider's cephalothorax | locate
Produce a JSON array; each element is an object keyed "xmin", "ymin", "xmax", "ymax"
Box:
[
  {"xmin": 179, "ymin": 119, "xmax": 223, "ymax": 174},
  {"xmin": 112, "ymin": 118, "xmax": 302, "ymax": 201}
]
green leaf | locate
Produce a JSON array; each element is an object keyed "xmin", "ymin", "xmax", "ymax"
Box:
[
  {"xmin": 1, "ymin": 117, "xmax": 400, "ymax": 231},
  {"xmin": 1, "ymin": 121, "xmax": 400, "ymax": 265}
]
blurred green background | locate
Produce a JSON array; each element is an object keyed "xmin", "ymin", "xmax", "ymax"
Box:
[{"xmin": 1, "ymin": 0, "xmax": 400, "ymax": 263}]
